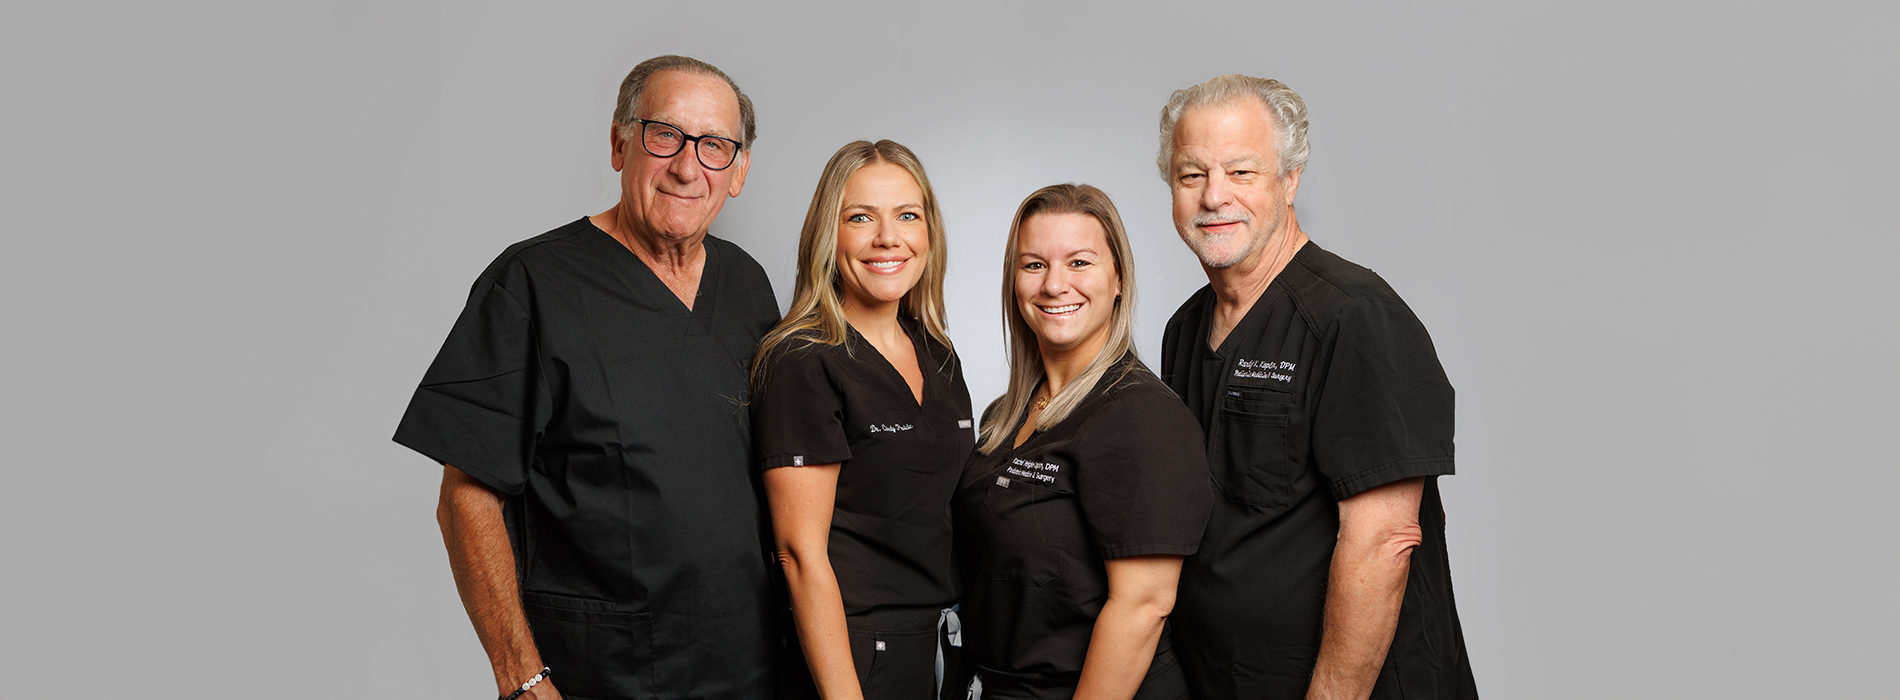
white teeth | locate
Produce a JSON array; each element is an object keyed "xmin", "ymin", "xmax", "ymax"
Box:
[
  {"xmin": 1041, "ymin": 303, "xmax": 1081, "ymax": 314},
  {"xmin": 868, "ymin": 260, "xmax": 902, "ymax": 269}
]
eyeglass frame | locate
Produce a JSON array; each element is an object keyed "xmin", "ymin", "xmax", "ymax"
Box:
[{"xmin": 627, "ymin": 118, "xmax": 745, "ymax": 171}]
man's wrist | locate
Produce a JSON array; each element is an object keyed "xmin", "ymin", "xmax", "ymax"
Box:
[
  {"xmin": 500, "ymin": 666, "xmax": 551, "ymax": 700},
  {"xmin": 493, "ymin": 659, "xmax": 547, "ymax": 696}
]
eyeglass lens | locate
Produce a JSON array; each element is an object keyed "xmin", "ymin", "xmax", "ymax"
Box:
[{"xmin": 642, "ymin": 122, "xmax": 737, "ymax": 170}]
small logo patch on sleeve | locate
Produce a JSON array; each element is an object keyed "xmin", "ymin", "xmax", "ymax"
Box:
[
  {"xmin": 875, "ymin": 641, "xmax": 886, "ymax": 651},
  {"xmin": 792, "ymin": 455, "xmax": 804, "ymax": 466},
  {"xmin": 958, "ymin": 419, "xmax": 972, "ymax": 429},
  {"xmin": 996, "ymin": 476, "xmax": 1010, "ymax": 488}
]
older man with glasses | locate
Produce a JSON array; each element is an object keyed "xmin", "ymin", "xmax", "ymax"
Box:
[{"xmin": 395, "ymin": 55, "xmax": 780, "ymax": 700}]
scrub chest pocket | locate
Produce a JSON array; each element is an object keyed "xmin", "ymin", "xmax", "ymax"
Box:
[
  {"xmin": 1213, "ymin": 384, "xmax": 1294, "ymax": 508},
  {"xmin": 980, "ymin": 474, "xmax": 1069, "ymax": 587}
]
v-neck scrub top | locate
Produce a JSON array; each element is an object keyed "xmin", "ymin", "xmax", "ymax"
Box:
[
  {"xmin": 954, "ymin": 361, "xmax": 1212, "ymax": 700},
  {"xmin": 394, "ymin": 218, "xmax": 782, "ymax": 700},
  {"xmin": 751, "ymin": 317, "xmax": 975, "ymax": 616},
  {"xmin": 1158, "ymin": 242, "xmax": 1475, "ymax": 700}
]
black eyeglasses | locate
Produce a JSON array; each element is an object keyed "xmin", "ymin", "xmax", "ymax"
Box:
[{"xmin": 631, "ymin": 119, "xmax": 743, "ymax": 170}]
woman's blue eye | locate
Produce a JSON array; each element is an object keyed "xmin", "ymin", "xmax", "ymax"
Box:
[
  {"xmin": 846, "ymin": 214, "xmax": 870, "ymax": 222},
  {"xmin": 898, "ymin": 212, "xmax": 920, "ymax": 221}
]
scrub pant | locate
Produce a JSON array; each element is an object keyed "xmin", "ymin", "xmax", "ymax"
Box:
[{"xmin": 779, "ymin": 606, "xmax": 969, "ymax": 700}]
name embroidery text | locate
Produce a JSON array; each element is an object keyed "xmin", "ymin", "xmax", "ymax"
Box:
[
  {"xmin": 1234, "ymin": 358, "xmax": 1296, "ymax": 383},
  {"xmin": 1006, "ymin": 457, "xmax": 1059, "ymax": 484}
]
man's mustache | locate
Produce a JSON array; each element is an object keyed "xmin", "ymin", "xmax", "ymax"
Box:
[{"xmin": 1193, "ymin": 211, "xmax": 1251, "ymax": 228}]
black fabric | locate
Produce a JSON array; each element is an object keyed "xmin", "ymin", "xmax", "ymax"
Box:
[
  {"xmin": 1158, "ymin": 242, "xmax": 1475, "ymax": 700},
  {"xmin": 954, "ymin": 361, "xmax": 1211, "ymax": 700},
  {"xmin": 751, "ymin": 316, "xmax": 974, "ymax": 617},
  {"xmin": 775, "ymin": 606, "xmax": 968, "ymax": 700},
  {"xmin": 394, "ymin": 218, "xmax": 781, "ymax": 700}
]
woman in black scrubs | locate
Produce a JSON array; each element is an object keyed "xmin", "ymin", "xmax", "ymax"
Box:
[
  {"xmin": 957, "ymin": 184, "xmax": 1212, "ymax": 700},
  {"xmin": 752, "ymin": 140, "xmax": 974, "ymax": 700}
]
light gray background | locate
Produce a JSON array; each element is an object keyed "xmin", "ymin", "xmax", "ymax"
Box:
[{"xmin": 2, "ymin": 2, "xmax": 1894, "ymax": 698}]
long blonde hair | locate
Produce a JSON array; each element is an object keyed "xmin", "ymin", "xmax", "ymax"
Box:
[
  {"xmin": 751, "ymin": 140, "xmax": 951, "ymax": 386},
  {"xmin": 977, "ymin": 184, "xmax": 1141, "ymax": 455}
]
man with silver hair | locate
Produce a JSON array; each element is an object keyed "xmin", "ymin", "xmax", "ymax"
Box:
[
  {"xmin": 1155, "ymin": 75, "xmax": 1476, "ymax": 699},
  {"xmin": 395, "ymin": 55, "xmax": 779, "ymax": 700}
]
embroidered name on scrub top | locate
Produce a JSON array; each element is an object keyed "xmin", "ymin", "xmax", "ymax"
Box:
[
  {"xmin": 869, "ymin": 423, "xmax": 914, "ymax": 433},
  {"xmin": 1233, "ymin": 358, "xmax": 1297, "ymax": 382},
  {"xmin": 1005, "ymin": 457, "xmax": 1060, "ymax": 484}
]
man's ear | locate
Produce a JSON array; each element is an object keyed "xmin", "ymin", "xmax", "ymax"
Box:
[
  {"xmin": 1283, "ymin": 165, "xmax": 1302, "ymax": 203},
  {"xmin": 609, "ymin": 124, "xmax": 629, "ymax": 172},
  {"xmin": 726, "ymin": 149, "xmax": 750, "ymax": 198}
]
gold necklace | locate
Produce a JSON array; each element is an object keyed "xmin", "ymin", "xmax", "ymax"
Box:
[{"xmin": 1033, "ymin": 390, "xmax": 1051, "ymax": 411}]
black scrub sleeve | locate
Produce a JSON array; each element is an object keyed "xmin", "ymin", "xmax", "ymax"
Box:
[
  {"xmin": 1312, "ymin": 295, "xmax": 1457, "ymax": 499},
  {"xmin": 1073, "ymin": 384, "xmax": 1213, "ymax": 559},
  {"xmin": 752, "ymin": 340, "xmax": 852, "ymax": 469},
  {"xmin": 392, "ymin": 272, "xmax": 548, "ymax": 496}
]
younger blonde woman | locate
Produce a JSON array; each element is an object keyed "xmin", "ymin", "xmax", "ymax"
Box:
[
  {"xmin": 751, "ymin": 140, "xmax": 972, "ymax": 700},
  {"xmin": 954, "ymin": 184, "xmax": 1211, "ymax": 700}
]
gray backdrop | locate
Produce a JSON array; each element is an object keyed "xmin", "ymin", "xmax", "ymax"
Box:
[{"xmin": 3, "ymin": 2, "xmax": 1895, "ymax": 698}]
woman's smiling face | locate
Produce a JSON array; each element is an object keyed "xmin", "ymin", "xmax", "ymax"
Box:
[
  {"xmin": 1013, "ymin": 212, "xmax": 1119, "ymax": 358},
  {"xmin": 835, "ymin": 162, "xmax": 929, "ymax": 314}
]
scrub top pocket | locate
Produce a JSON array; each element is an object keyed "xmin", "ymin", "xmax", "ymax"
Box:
[
  {"xmin": 980, "ymin": 475, "xmax": 1065, "ymax": 586},
  {"xmin": 520, "ymin": 591, "xmax": 656, "ymax": 699},
  {"xmin": 1214, "ymin": 388, "xmax": 1293, "ymax": 508}
]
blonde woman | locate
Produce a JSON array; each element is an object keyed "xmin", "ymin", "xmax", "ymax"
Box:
[
  {"xmin": 751, "ymin": 141, "xmax": 973, "ymax": 700},
  {"xmin": 954, "ymin": 184, "xmax": 1211, "ymax": 700}
]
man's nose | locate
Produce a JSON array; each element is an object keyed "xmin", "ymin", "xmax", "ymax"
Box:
[
  {"xmin": 666, "ymin": 144, "xmax": 703, "ymax": 180},
  {"xmin": 1200, "ymin": 172, "xmax": 1230, "ymax": 211}
]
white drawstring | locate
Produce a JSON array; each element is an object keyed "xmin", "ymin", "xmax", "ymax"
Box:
[{"xmin": 935, "ymin": 604, "xmax": 963, "ymax": 696}]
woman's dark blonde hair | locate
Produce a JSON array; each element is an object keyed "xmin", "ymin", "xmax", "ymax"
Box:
[
  {"xmin": 750, "ymin": 140, "xmax": 951, "ymax": 385},
  {"xmin": 977, "ymin": 184, "xmax": 1140, "ymax": 455}
]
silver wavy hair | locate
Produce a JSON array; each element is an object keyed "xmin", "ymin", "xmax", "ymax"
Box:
[{"xmin": 1156, "ymin": 74, "xmax": 1309, "ymax": 179}]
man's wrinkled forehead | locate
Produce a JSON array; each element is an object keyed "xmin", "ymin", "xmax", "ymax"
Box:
[
  {"xmin": 639, "ymin": 70, "xmax": 743, "ymax": 139},
  {"xmin": 1171, "ymin": 101, "xmax": 1279, "ymax": 166}
]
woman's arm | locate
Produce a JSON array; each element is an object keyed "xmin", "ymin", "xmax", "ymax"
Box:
[
  {"xmin": 1072, "ymin": 554, "xmax": 1185, "ymax": 700},
  {"xmin": 765, "ymin": 463, "xmax": 865, "ymax": 700}
]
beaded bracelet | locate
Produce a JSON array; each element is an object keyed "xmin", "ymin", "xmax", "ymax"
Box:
[{"xmin": 500, "ymin": 667, "xmax": 551, "ymax": 700}]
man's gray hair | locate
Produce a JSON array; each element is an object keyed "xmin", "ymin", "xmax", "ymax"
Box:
[
  {"xmin": 613, "ymin": 55, "xmax": 757, "ymax": 147},
  {"xmin": 1156, "ymin": 74, "xmax": 1308, "ymax": 180}
]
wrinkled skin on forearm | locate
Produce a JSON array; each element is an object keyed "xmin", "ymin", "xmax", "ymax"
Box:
[
  {"xmin": 439, "ymin": 465, "xmax": 562, "ymax": 700},
  {"xmin": 1307, "ymin": 477, "xmax": 1425, "ymax": 700}
]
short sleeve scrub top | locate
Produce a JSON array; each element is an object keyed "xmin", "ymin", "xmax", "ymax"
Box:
[
  {"xmin": 1157, "ymin": 242, "xmax": 1473, "ymax": 700},
  {"xmin": 751, "ymin": 316, "xmax": 976, "ymax": 700},
  {"xmin": 393, "ymin": 218, "xmax": 782, "ymax": 700},
  {"xmin": 953, "ymin": 361, "xmax": 1212, "ymax": 700}
]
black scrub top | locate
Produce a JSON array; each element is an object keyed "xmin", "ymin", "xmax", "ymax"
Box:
[
  {"xmin": 751, "ymin": 317, "xmax": 974, "ymax": 615},
  {"xmin": 393, "ymin": 218, "xmax": 781, "ymax": 700},
  {"xmin": 954, "ymin": 360, "xmax": 1211, "ymax": 700},
  {"xmin": 1158, "ymin": 242, "xmax": 1475, "ymax": 700}
]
